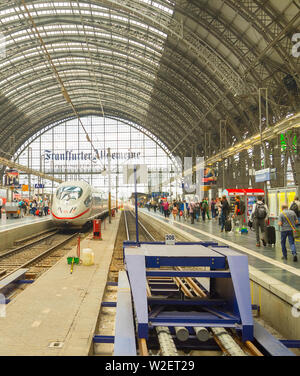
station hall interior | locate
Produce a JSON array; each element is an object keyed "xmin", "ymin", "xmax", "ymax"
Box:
[{"xmin": 0, "ymin": 0, "xmax": 300, "ymax": 358}]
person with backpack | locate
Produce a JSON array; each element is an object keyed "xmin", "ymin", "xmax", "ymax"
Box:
[
  {"xmin": 250, "ymin": 195, "xmax": 269, "ymax": 247},
  {"xmin": 289, "ymin": 197, "xmax": 300, "ymax": 222},
  {"xmin": 233, "ymin": 196, "xmax": 246, "ymax": 232}
]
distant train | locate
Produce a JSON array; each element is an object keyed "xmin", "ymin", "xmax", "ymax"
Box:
[{"xmin": 51, "ymin": 180, "xmax": 113, "ymax": 229}]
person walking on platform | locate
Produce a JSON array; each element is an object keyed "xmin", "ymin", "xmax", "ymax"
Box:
[
  {"xmin": 216, "ymin": 197, "xmax": 222, "ymax": 224},
  {"xmin": 195, "ymin": 202, "xmax": 200, "ymax": 222},
  {"xmin": 201, "ymin": 198, "xmax": 208, "ymax": 222},
  {"xmin": 278, "ymin": 204, "xmax": 298, "ymax": 262},
  {"xmin": 250, "ymin": 195, "xmax": 268, "ymax": 247},
  {"xmin": 153, "ymin": 201, "xmax": 157, "ymax": 213},
  {"xmin": 205, "ymin": 197, "xmax": 210, "ymax": 220},
  {"xmin": 0, "ymin": 197, "xmax": 2, "ymax": 218},
  {"xmin": 220, "ymin": 196, "xmax": 230, "ymax": 232},
  {"xmin": 211, "ymin": 198, "xmax": 216, "ymax": 219},
  {"xmin": 172, "ymin": 204, "xmax": 178, "ymax": 221},
  {"xmin": 189, "ymin": 201, "xmax": 195, "ymax": 224},
  {"xmin": 182, "ymin": 200, "xmax": 188, "ymax": 221},
  {"xmin": 162, "ymin": 200, "xmax": 169, "ymax": 218},
  {"xmin": 233, "ymin": 196, "xmax": 246, "ymax": 232}
]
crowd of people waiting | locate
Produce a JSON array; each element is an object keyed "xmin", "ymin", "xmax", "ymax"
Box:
[
  {"xmin": 145, "ymin": 194, "xmax": 300, "ymax": 262},
  {"xmin": 0, "ymin": 196, "xmax": 50, "ymax": 218}
]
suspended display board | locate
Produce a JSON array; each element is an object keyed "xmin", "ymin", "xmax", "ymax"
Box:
[
  {"xmin": 123, "ymin": 164, "xmax": 147, "ymax": 185},
  {"xmin": 4, "ymin": 169, "xmax": 19, "ymax": 186},
  {"xmin": 255, "ymin": 168, "xmax": 277, "ymax": 183}
]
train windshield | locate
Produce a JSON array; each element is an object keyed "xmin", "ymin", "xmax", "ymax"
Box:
[{"xmin": 56, "ymin": 186, "xmax": 83, "ymax": 201}]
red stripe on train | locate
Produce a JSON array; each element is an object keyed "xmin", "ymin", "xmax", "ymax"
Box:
[{"xmin": 51, "ymin": 208, "xmax": 90, "ymax": 220}]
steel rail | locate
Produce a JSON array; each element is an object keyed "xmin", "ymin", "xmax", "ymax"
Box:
[
  {"xmin": 128, "ymin": 210, "xmax": 156, "ymax": 241},
  {"xmin": 17, "ymin": 232, "xmax": 78, "ymax": 270},
  {"xmin": 0, "ymin": 230, "xmax": 59, "ymax": 260},
  {"xmin": 0, "ymin": 232, "xmax": 78, "ymax": 281}
]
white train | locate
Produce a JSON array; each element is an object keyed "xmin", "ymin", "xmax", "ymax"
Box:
[{"xmin": 51, "ymin": 180, "xmax": 112, "ymax": 229}]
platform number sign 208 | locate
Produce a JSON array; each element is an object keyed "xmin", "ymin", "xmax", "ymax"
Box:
[{"xmin": 165, "ymin": 234, "xmax": 176, "ymax": 245}]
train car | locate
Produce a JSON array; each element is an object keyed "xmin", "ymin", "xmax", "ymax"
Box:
[{"xmin": 51, "ymin": 180, "xmax": 111, "ymax": 229}]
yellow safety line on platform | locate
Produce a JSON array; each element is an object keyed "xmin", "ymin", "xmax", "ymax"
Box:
[{"xmin": 141, "ymin": 211, "xmax": 300, "ymax": 278}]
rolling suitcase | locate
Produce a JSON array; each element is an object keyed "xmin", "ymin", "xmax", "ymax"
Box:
[
  {"xmin": 225, "ymin": 219, "xmax": 232, "ymax": 232},
  {"xmin": 266, "ymin": 226, "xmax": 276, "ymax": 245}
]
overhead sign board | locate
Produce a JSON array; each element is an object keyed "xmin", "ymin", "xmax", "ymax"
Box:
[
  {"xmin": 255, "ymin": 168, "xmax": 276, "ymax": 183},
  {"xmin": 123, "ymin": 165, "xmax": 147, "ymax": 185}
]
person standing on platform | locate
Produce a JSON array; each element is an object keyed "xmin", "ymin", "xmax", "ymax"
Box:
[
  {"xmin": 189, "ymin": 201, "xmax": 195, "ymax": 224},
  {"xmin": 0, "ymin": 197, "xmax": 2, "ymax": 219},
  {"xmin": 205, "ymin": 198, "xmax": 210, "ymax": 220},
  {"xmin": 289, "ymin": 197, "xmax": 300, "ymax": 224},
  {"xmin": 278, "ymin": 204, "xmax": 298, "ymax": 262},
  {"xmin": 43, "ymin": 197, "xmax": 49, "ymax": 216},
  {"xmin": 220, "ymin": 196, "xmax": 230, "ymax": 232},
  {"xmin": 250, "ymin": 195, "xmax": 268, "ymax": 247}
]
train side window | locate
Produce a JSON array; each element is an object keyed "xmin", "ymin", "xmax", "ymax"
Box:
[
  {"xmin": 92, "ymin": 194, "xmax": 102, "ymax": 205},
  {"xmin": 84, "ymin": 195, "xmax": 92, "ymax": 207}
]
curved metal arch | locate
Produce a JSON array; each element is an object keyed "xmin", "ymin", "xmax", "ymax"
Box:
[
  {"xmin": 0, "ymin": 34, "xmax": 244, "ymax": 144},
  {"xmin": 7, "ymin": 79, "xmax": 195, "ymax": 143},
  {"xmin": 1, "ymin": 16, "xmax": 225, "ymax": 122},
  {"xmin": 162, "ymin": 46, "xmax": 248, "ymax": 139},
  {"xmin": 1, "ymin": 46, "xmax": 221, "ymax": 146},
  {"xmin": 7, "ymin": 70, "xmax": 204, "ymax": 137},
  {"xmin": 7, "ymin": 0, "xmax": 245, "ymax": 94},
  {"xmin": 4, "ymin": 61, "xmax": 206, "ymax": 126},
  {"xmin": 224, "ymin": 0, "xmax": 300, "ymax": 87},
  {"xmin": 0, "ymin": 9, "xmax": 246, "ymax": 132},
  {"xmin": 2, "ymin": 17, "xmax": 165, "ymax": 61},
  {"xmin": 2, "ymin": 48, "xmax": 205, "ymax": 126},
  {"xmin": 175, "ymin": 0, "xmax": 288, "ymax": 111}
]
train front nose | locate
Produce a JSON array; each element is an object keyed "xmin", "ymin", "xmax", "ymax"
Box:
[{"xmin": 52, "ymin": 205, "xmax": 78, "ymax": 222}]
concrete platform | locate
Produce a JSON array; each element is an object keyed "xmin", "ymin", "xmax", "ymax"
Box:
[
  {"xmin": 0, "ymin": 213, "xmax": 120, "ymax": 356},
  {"xmin": 0, "ymin": 216, "xmax": 54, "ymax": 251}
]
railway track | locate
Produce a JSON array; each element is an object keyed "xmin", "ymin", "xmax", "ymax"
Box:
[
  {"xmin": 0, "ymin": 231, "xmax": 79, "ymax": 280},
  {"xmin": 96, "ymin": 209, "xmax": 262, "ymax": 357},
  {"xmin": 125, "ymin": 209, "xmax": 262, "ymax": 356},
  {"xmin": 124, "ymin": 209, "xmax": 160, "ymax": 242}
]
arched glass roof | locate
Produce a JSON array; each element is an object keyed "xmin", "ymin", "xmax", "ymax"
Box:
[{"xmin": 0, "ymin": 0, "xmax": 299, "ymax": 161}]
